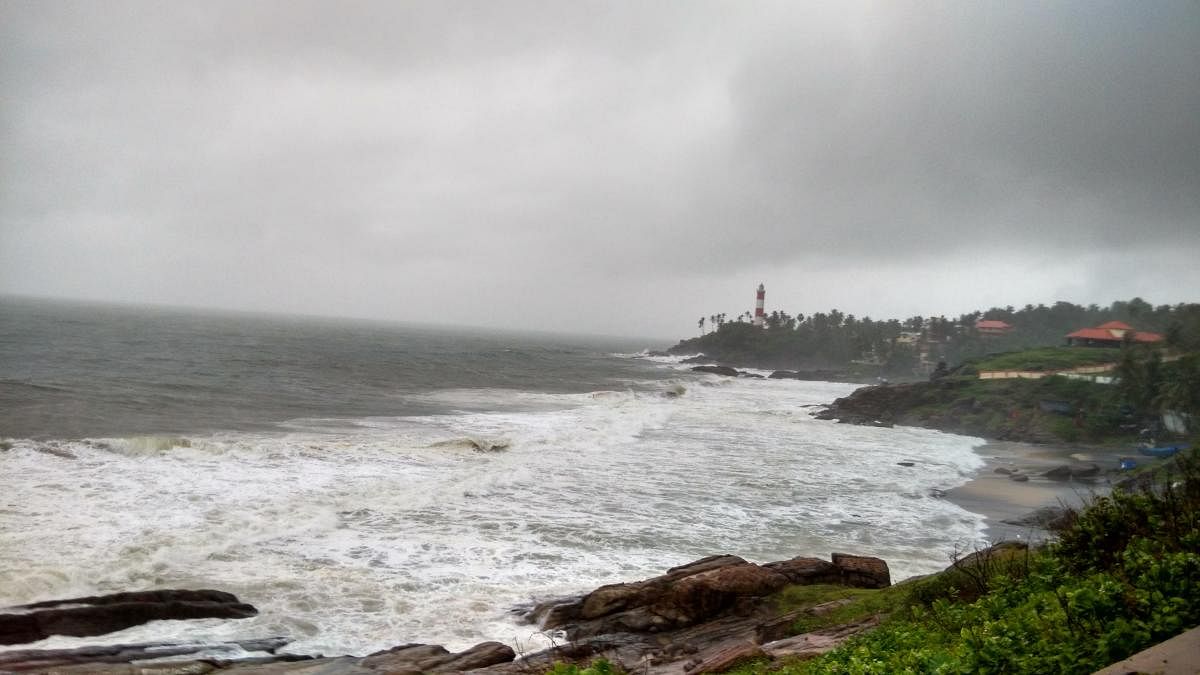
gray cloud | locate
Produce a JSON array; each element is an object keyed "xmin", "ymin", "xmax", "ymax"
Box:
[{"xmin": 2, "ymin": 1, "xmax": 1198, "ymax": 338}]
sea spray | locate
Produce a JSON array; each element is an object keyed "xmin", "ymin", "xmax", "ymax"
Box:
[{"xmin": 0, "ymin": 376, "xmax": 985, "ymax": 656}]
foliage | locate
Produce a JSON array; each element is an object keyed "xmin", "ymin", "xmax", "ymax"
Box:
[
  {"xmin": 672, "ymin": 298, "xmax": 1200, "ymax": 378},
  {"xmin": 546, "ymin": 658, "xmax": 621, "ymax": 675},
  {"xmin": 969, "ymin": 347, "xmax": 1120, "ymax": 372},
  {"xmin": 728, "ymin": 449, "xmax": 1200, "ymax": 675}
]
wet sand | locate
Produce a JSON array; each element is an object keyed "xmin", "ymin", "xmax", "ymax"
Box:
[{"xmin": 946, "ymin": 441, "xmax": 1135, "ymax": 542}]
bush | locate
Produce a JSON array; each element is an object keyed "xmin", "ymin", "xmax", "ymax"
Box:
[
  {"xmin": 749, "ymin": 448, "xmax": 1200, "ymax": 675},
  {"xmin": 547, "ymin": 658, "xmax": 621, "ymax": 675}
]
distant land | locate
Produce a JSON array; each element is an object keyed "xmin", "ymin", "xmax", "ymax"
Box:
[{"xmin": 669, "ymin": 298, "xmax": 1200, "ymax": 380}]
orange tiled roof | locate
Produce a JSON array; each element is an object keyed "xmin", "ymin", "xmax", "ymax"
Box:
[{"xmin": 1066, "ymin": 326, "xmax": 1164, "ymax": 343}]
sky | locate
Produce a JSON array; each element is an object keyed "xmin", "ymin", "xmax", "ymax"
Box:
[{"xmin": 2, "ymin": 1, "xmax": 1198, "ymax": 340}]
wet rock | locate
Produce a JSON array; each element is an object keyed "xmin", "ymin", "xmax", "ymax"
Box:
[
  {"xmin": 994, "ymin": 467, "xmax": 1014, "ymax": 475},
  {"xmin": 1071, "ymin": 463, "xmax": 1101, "ymax": 479},
  {"xmin": 831, "ymin": 553, "xmax": 891, "ymax": 589},
  {"xmin": 654, "ymin": 564, "xmax": 789, "ymax": 625},
  {"xmin": 762, "ymin": 557, "xmax": 840, "ymax": 586},
  {"xmin": 897, "ymin": 461, "xmax": 915, "ymax": 467},
  {"xmin": 691, "ymin": 365, "xmax": 740, "ymax": 377},
  {"xmin": 0, "ymin": 638, "xmax": 291, "ymax": 672},
  {"xmin": 1043, "ymin": 464, "xmax": 1073, "ymax": 481},
  {"xmin": 761, "ymin": 616, "xmax": 881, "ymax": 661},
  {"xmin": 1009, "ymin": 473, "xmax": 1030, "ymax": 482},
  {"xmin": 361, "ymin": 641, "xmax": 515, "ymax": 673},
  {"xmin": 1003, "ymin": 506, "xmax": 1074, "ymax": 530},
  {"xmin": 683, "ymin": 643, "xmax": 765, "ymax": 675},
  {"xmin": 0, "ymin": 590, "xmax": 257, "ymax": 645}
]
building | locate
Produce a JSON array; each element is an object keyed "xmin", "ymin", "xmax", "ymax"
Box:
[
  {"xmin": 752, "ymin": 284, "xmax": 765, "ymax": 328},
  {"xmin": 975, "ymin": 319, "xmax": 1014, "ymax": 337},
  {"xmin": 1065, "ymin": 320, "xmax": 1164, "ymax": 348}
]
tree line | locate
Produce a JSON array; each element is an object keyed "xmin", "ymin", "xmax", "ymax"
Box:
[{"xmin": 673, "ymin": 298, "xmax": 1200, "ymax": 375}]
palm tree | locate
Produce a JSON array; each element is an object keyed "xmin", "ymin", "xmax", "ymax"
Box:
[{"xmin": 698, "ymin": 317, "xmax": 706, "ymax": 335}]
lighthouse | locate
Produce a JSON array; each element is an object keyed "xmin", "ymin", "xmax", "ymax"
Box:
[{"xmin": 753, "ymin": 283, "xmax": 766, "ymax": 327}]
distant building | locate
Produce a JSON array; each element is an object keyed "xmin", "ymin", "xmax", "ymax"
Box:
[
  {"xmin": 975, "ymin": 319, "xmax": 1014, "ymax": 337},
  {"xmin": 1065, "ymin": 320, "xmax": 1164, "ymax": 347}
]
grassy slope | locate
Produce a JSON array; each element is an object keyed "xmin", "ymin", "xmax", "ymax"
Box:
[
  {"xmin": 970, "ymin": 347, "xmax": 1121, "ymax": 372},
  {"xmin": 722, "ymin": 450, "xmax": 1200, "ymax": 675}
]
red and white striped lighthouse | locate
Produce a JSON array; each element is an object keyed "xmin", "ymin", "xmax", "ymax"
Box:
[{"xmin": 753, "ymin": 283, "xmax": 766, "ymax": 327}]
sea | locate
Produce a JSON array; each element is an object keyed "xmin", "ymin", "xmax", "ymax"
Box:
[{"xmin": 0, "ymin": 296, "xmax": 987, "ymax": 657}]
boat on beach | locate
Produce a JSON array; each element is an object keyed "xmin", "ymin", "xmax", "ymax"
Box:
[{"xmin": 1137, "ymin": 443, "xmax": 1189, "ymax": 459}]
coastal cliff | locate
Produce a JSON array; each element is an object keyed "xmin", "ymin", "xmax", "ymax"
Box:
[{"xmin": 813, "ymin": 375, "xmax": 1138, "ymax": 446}]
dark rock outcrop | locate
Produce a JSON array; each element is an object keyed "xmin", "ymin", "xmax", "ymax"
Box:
[
  {"xmin": 534, "ymin": 552, "xmax": 888, "ymax": 644},
  {"xmin": 831, "ymin": 553, "xmax": 891, "ymax": 589},
  {"xmin": 8, "ymin": 552, "xmax": 899, "ymax": 675},
  {"xmin": 0, "ymin": 590, "xmax": 257, "ymax": 646},
  {"xmin": 1043, "ymin": 464, "xmax": 1073, "ymax": 481},
  {"xmin": 691, "ymin": 365, "xmax": 740, "ymax": 377},
  {"xmin": 361, "ymin": 641, "xmax": 515, "ymax": 673},
  {"xmin": 0, "ymin": 637, "xmax": 291, "ymax": 671},
  {"xmin": 813, "ymin": 379, "xmax": 1070, "ymax": 444}
]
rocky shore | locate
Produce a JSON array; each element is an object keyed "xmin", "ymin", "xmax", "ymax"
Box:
[{"xmin": 0, "ymin": 552, "xmax": 893, "ymax": 674}]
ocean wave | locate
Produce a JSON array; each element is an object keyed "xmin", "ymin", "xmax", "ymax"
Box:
[{"xmin": 0, "ymin": 376, "xmax": 987, "ymax": 657}]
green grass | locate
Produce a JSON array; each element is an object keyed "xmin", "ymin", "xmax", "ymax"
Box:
[
  {"xmin": 774, "ymin": 585, "xmax": 893, "ymax": 634},
  {"xmin": 971, "ymin": 347, "xmax": 1121, "ymax": 372}
]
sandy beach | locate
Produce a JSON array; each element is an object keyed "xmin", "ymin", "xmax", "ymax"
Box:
[{"xmin": 946, "ymin": 441, "xmax": 1139, "ymax": 543}]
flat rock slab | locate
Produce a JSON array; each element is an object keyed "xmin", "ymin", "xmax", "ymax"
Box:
[{"xmin": 1, "ymin": 590, "xmax": 257, "ymax": 645}]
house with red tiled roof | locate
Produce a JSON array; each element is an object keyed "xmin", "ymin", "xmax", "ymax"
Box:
[
  {"xmin": 976, "ymin": 319, "xmax": 1013, "ymax": 337},
  {"xmin": 1065, "ymin": 320, "xmax": 1164, "ymax": 347}
]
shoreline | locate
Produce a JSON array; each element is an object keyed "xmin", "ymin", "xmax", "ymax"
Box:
[{"xmin": 946, "ymin": 440, "xmax": 1129, "ymax": 542}]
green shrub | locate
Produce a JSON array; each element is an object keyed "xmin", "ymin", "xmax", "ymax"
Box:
[
  {"xmin": 746, "ymin": 448, "xmax": 1200, "ymax": 675},
  {"xmin": 547, "ymin": 658, "xmax": 621, "ymax": 675}
]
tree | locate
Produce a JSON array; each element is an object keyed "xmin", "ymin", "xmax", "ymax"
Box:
[{"xmin": 698, "ymin": 316, "xmax": 705, "ymax": 335}]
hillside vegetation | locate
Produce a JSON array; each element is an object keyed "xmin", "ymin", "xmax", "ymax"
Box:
[
  {"xmin": 718, "ymin": 447, "xmax": 1200, "ymax": 675},
  {"xmin": 819, "ymin": 348, "xmax": 1199, "ymax": 445},
  {"xmin": 671, "ymin": 298, "xmax": 1200, "ymax": 376}
]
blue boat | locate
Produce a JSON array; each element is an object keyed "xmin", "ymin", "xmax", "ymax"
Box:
[{"xmin": 1137, "ymin": 444, "xmax": 1188, "ymax": 459}]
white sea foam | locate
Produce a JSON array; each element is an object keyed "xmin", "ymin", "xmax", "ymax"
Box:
[{"xmin": 0, "ymin": 375, "xmax": 986, "ymax": 657}]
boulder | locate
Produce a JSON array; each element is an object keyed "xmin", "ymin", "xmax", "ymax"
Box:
[
  {"xmin": 0, "ymin": 637, "xmax": 290, "ymax": 671},
  {"xmin": 1071, "ymin": 463, "xmax": 1101, "ymax": 479},
  {"xmin": 762, "ymin": 557, "xmax": 841, "ymax": 586},
  {"xmin": 691, "ymin": 365, "xmax": 739, "ymax": 377},
  {"xmin": 1010, "ymin": 473, "xmax": 1030, "ymax": 482},
  {"xmin": 361, "ymin": 641, "xmax": 514, "ymax": 673},
  {"xmin": 549, "ymin": 556, "xmax": 747, "ymax": 631},
  {"xmin": 654, "ymin": 564, "xmax": 789, "ymax": 624},
  {"xmin": 1003, "ymin": 506, "xmax": 1074, "ymax": 530},
  {"xmin": 831, "ymin": 553, "xmax": 891, "ymax": 588},
  {"xmin": 1043, "ymin": 465, "xmax": 1073, "ymax": 481},
  {"xmin": 0, "ymin": 590, "xmax": 257, "ymax": 646}
]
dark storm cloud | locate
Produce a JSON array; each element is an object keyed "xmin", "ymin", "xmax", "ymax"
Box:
[{"xmin": 1, "ymin": 1, "xmax": 1197, "ymax": 336}]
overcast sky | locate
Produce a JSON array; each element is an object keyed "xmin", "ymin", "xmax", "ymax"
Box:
[{"xmin": 2, "ymin": 1, "xmax": 1198, "ymax": 339}]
